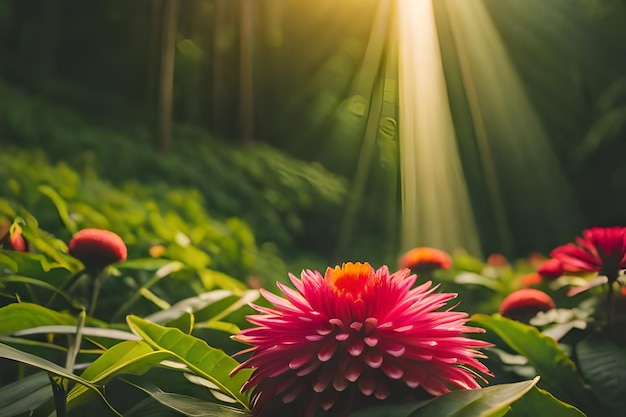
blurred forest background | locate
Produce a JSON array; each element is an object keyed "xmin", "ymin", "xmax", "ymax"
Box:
[{"xmin": 1, "ymin": 0, "xmax": 626, "ymax": 278}]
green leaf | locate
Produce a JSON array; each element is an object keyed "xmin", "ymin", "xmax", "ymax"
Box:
[
  {"xmin": 125, "ymin": 382, "xmax": 251, "ymax": 417},
  {"xmin": 0, "ymin": 372, "xmax": 52, "ymax": 417},
  {"xmin": 126, "ymin": 315, "xmax": 252, "ymax": 410},
  {"xmin": 115, "ymin": 258, "xmax": 175, "ymax": 271},
  {"xmin": 198, "ymin": 269, "xmax": 248, "ymax": 293},
  {"xmin": 0, "ymin": 275, "xmax": 83, "ymax": 308},
  {"xmin": 471, "ymin": 314, "xmax": 597, "ymax": 412},
  {"xmin": 348, "ymin": 402, "xmax": 423, "ymax": 416},
  {"xmin": 409, "ymin": 378, "xmax": 538, "ymax": 417},
  {"xmin": 38, "ymin": 185, "xmax": 77, "ymax": 234},
  {"xmin": 13, "ymin": 325, "xmax": 139, "ymax": 341},
  {"xmin": 112, "ymin": 261, "xmax": 185, "ymax": 321},
  {"xmin": 166, "ymin": 311, "xmax": 195, "ymax": 334},
  {"xmin": 576, "ymin": 332, "xmax": 626, "ymax": 413},
  {"xmin": 0, "ymin": 342, "xmax": 120, "ymax": 415},
  {"xmin": 0, "ymin": 303, "xmax": 76, "ymax": 335},
  {"xmin": 454, "ymin": 272, "xmax": 504, "ymax": 292},
  {"xmin": 196, "ymin": 320, "xmax": 240, "ymax": 335},
  {"xmin": 0, "ymin": 252, "xmax": 18, "ymax": 272},
  {"xmin": 66, "ymin": 340, "xmax": 171, "ymax": 407},
  {"xmin": 507, "ymin": 386, "xmax": 586, "ymax": 417},
  {"xmin": 16, "ymin": 211, "xmax": 79, "ymax": 272},
  {"xmin": 144, "ymin": 290, "xmax": 233, "ymax": 324}
]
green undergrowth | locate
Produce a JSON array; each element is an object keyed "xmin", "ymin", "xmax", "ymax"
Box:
[{"xmin": 0, "ymin": 79, "xmax": 348, "ymax": 254}]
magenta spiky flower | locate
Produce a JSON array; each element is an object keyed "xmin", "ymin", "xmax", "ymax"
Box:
[
  {"xmin": 551, "ymin": 226, "xmax": 626, "ymax": 283},
  {"xmin": 232, "ymin": 262, "xmax": 492, "ymax": 417}
]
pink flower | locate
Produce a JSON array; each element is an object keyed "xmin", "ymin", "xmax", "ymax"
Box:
[
  {"xmin": 399, "ymin": 247, "xmax": 452, "ymax": 273},
  {"xmin": 69, "ymin": 228, "xmax": 127, "ymax": 272},
  {"xmin": 551, "ymin": 226, "xmax": 626, "ymax": 283},
  {"xmin": 232, "ymin": 263, "xmax": 492, "ymax": 416}
]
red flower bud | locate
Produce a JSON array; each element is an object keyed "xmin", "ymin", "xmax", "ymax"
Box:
[
  {"xmin": 0, "ymin": 223, "xmax": 27, "ymax": 252},
  {"xmin": 519, "ymin": 273, "xmax": 542, "ymax": 287},
  {"xmin": 537, "ymin": 258, "xmax": 564, "ymax": 278},
  {"xmin": 69, "ymin": 229, "xmax": 127, "ymax": 272},
  {"xmin": 399, "ymin": 247, "xmax": 452, "ymax": 273},
  {"xmin": 487, "ymin": 253, "xmax": 508, "ymax": 268},
  {"xmin": 500, "ymin": 289, "xmax": 555, "ymax": 322}
]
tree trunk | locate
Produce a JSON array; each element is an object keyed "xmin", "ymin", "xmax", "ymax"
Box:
[
  {"xmin": 158, "ymin": 0, "xmax": 179, "ymax": 154},
  {"xmin": 41, "ymin": 0, "xmax": 61, "ymax": 77},
  {"xmin": 238, "ymin": 0, "xmax": 255, "ymax": 143},
  {"xmin": 211, "ymin": 0, "xmax": 227, "ymax": 135},
  {"xmin": 146, "ymin": 0, "xmax": 162, "ymax": 103}
]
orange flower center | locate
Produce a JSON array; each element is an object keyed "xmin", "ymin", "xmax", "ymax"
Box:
[{"xmin": 326, "ymin": 262, "xmax": 376, "ymax": 296}]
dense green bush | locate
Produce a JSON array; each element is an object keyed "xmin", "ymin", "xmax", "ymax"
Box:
[{"xmin": 0, "ymin": 79, "xmax": 348, "ymax": 254}]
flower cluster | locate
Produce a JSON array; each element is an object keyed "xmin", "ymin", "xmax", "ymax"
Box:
[{"xmin": 233, "ymin": 262, "xmax": 492, "ymax": 417}]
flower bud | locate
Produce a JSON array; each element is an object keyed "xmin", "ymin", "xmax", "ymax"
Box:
[
  {"xmin": 399, "ymin": 247, "xmax": 452, "ymax": 273},
  {"xmin": 500, "ymin": 289, "xmax": 555, "ymax": 323},
  {"xmin": 69, "ymin": 228, "xmax": 127, "ymax": 273}
]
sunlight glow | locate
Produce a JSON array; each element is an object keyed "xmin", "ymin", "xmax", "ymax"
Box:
[
  {"xmin": 396, "ymin": 0, "xmax": 582, "ymax": 256},
  {"xmin": 397, "ymin": 0, "xmax": 482, "ymax": 255}
]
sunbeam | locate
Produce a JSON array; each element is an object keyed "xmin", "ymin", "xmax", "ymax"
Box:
[{"xmin": 396, "ymin": 0, "xmax": 482, "ymax": 256}]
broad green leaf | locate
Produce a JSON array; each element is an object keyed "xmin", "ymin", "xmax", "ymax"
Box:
[
  {"xmin": 127, "ymin": 315, "xmax": 252, "ymax": 410},
  {"xmin": 0, "ymin": 303, "xmax": 76, "ymax": 335},
  {"xmin": 576, "ymin": 332, "xmax": 626, "ymax": 413},
  {"xmin": 67, "ymin": 340, "xmax": 171, "ymax": 407},
  {"xmin": 166, "ymin": 312, "xmax": 195, "ymax": 334},
  {"xmin": 506, "ymin": 386, "xmax": 586, "ymax": 417},
  {"xmin": 0, "ymin": 342, "xmax": 120, "ymax": 415},
  {"xmin": 0, "ymin": 372, "xmax": 52, "ymax": 417},
  {"xmin": 471, "ymin": 314, "xmax": 597, "ymax": 412},
  {"xmin": 125, "ymin": 382, "xmax": 251, "ymax": 417},
  {"xmin": 409, "ymin": 378, "xmax": 538, "ymax": 417}
]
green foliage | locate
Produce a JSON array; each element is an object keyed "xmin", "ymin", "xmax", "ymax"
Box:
[
  {"xmin": 126, "ymin": 315, "xmax": 252, "ymax": 409},
  {"xmin": 0, "ymin": 79, "xmax": 348, "ymax": 255},
  {"xmin": 0, "ymin": 146, "xmax": 297, "ymax": 289},
  {"xmin": 576, "ymin": 333, "xmax": 626, "ymax": 414},
  {"xmin": 470, "ymin": 314, "xmax": 595, "ymax": 412},
  {"xmin": 0, "ymin": 197, "xmax": 618, "ymax": 417}
]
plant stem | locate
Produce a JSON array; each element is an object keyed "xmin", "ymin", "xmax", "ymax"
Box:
[
  {"xmin": 49, "ymin": 373, "xmax": 67, "ymax": 417},
  {"xmin": 65, "ymin": 309, "xmax": 85, "ymax": 372},
  {"xmin": 607, "ymin": 280, "xmax": 614, "ymax": 327},
  {"xmin": 88, "ymin": 274, "xmax": 102, "ymax": 317}
]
